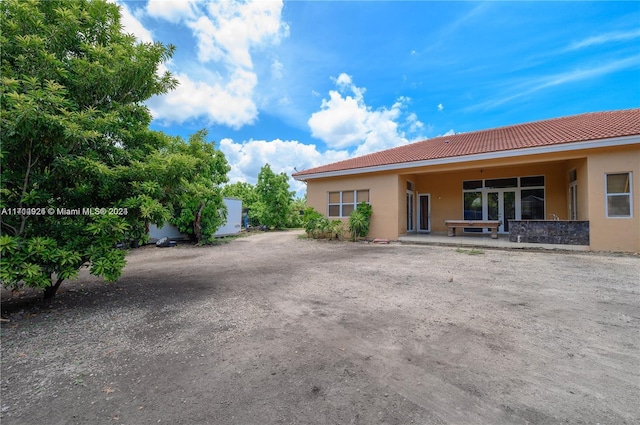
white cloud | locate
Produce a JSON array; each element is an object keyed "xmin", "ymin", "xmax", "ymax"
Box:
[
  {"xmin": 190, "ymin": 1, "xmax": 287, "ymax": 69},
  {"xmin": 334, "ymin": 73, "xmax": 354, "ymax": 89},
  {"xmin": 219, "ymin": 138, "xmax": 349, "ymax": 197},
  {"xmin": 129, "ymin": 0, "xmax": 289, "ymax": 129},
  {"xmin": 271, "ymin": 58, "xmax": 284, "ymax": 79},
  {"xmin": 440, "ymin": 129, "xmax": 456, "ymax": 137},
  {"xmin": 406, "ymin": 113, "xmax": 424, "ymax": 134},
  {"xmin": 308, "ymin": 73, "xmax": 426, "ymax": 155},
  {"xmin": 146, "ymin": 0, "xmax": 196, "ymax": 23},
  {"xmin": 467, "ymin": 55, "xmax": 640, "ymax": 112},
  {"xmin": 147, "ymin": 69, "xmax": 258, "ymax": 129},
  {"xmin": 567, "ymin": 29, "xmax": 640, "ymax": 51},
  {"xmin": 437, "ymin": 103, "xmax": 444, "ymax": 112},
  {"xmin": 113, "ymin": 0, "xmax": 154, "ymax": 43}
]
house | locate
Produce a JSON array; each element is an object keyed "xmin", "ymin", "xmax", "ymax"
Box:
[{"xmin": 292, "ymin": 109, "xmax": 640, "ymax": 252}]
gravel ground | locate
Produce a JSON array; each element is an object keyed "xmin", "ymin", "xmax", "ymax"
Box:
[{"xmin": 1, "ymin": 230, "xmax": 639, "ymax": 424}]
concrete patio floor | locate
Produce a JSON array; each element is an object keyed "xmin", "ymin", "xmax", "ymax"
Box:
[{"xmin": 398, "ymin": 232, "xmax": 590, "ymax": 251}]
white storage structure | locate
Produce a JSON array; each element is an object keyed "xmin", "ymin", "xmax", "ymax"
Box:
[
  {"xmin": 214, "ymin": 197, "xmax": 242, "ymax": 237},
  {"xmin": 148, "ymin": 197, "xmax": 242, "ymax": 242}
]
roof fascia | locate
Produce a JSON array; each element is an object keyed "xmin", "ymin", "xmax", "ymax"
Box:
[{"xmin": 293, "ymin": 135, "xmax": 640, "ymax": 181}]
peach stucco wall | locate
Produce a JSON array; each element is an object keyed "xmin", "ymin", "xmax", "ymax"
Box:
[
  {"xmin": 305, "ymin": 172, "xmax": 400, "ymax": 240},
  {"xmin": 566, "ymin": 158, "xmax": 589, "ymax": 220},
  {"xmin": 585, "ymin": 146, "xmax": 639, "ymax": 252}
]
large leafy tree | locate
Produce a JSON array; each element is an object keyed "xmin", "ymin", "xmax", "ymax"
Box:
[
  {"xmin": 222, "ymin": 182, "xmax": 259, "ymax": 208},
  {"xmin": 161, "ymin": 130, "xmax": 230, "ymax": 243},
  {"xmin": 0, "ymin": 0, "xmax": 182, "ymax": 298},
  {"xmin": 253, "ymin": 164, "xmax": 294, "ymax": 229}
]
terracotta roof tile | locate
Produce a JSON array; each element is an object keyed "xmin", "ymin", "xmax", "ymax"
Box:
[{"xmin": 293, "ymin": 109, "xmax": 640, "ymax": 178}]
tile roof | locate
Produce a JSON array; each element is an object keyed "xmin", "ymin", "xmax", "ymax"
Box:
[{"xmin": 293, "ymin": 109, "xmax": 640, "ymax": 178}]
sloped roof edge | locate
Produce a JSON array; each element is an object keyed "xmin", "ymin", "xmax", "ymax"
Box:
[
  {"xmin": 293, "ymin": 109, "xmax": 640, "ymax": 181},
  {"xmin": 294, "ymin": 135, "xmax": 640, "ymax": 180}
]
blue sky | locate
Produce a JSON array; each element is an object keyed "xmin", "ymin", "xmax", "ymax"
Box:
[{"xmin": 116, "ymin": 1, "xmax": 640, "ymax": 196}]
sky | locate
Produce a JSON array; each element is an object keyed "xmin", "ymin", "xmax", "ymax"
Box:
[{"xmin": 115, "ymin": 0, "xmax": 640, "ymax": 197}]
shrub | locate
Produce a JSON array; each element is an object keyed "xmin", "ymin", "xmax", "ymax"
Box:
[
  {"xmin": 303, "ymin": 208, "xmax": 324, "ymax": 237},
  {"xmin": 349, "ymin": 202, "xmax": 373, "ymax": 241},
  {"xmin": 329, "ymin": 220, "xmax": 344, "ymax": 240},
  {"xmin": 302, "ymin": 208, "xmax": 346, "ymax": 240}
]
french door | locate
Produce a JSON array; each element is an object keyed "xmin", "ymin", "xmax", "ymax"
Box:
[
  {"xmin": 487, "ymin": 190, "xmax": 516, "ymax": 233},
  {"xmin": 569, "ymin": 181, "xmax": 578, "ymax": 220},
  {"xmin": 406, "ymin": 191, "xmax": 414, "ymax": 232},
  {"xmin": 418, "ymin": 194, "xmax": 431, "ymax": 233}
]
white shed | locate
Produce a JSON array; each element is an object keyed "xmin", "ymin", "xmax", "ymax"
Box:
[
  {"xmin": 148, "ymin": 197, "xmax": 242, "ymax": 242},
  {"xmin": 214, "ymin": 197, "xmax": 242, "ymax": 237}
]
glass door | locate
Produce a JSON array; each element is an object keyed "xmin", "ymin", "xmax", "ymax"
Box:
[
  {"xmin": 569, "ymin": 181, "xmax": 578, "ymax": 220},
  {"xmin": 418, "ymin": 194, "xmax": 430, "ymax": 233},
  {"xmin": 406, "ymin": 191, "xmax": 414, "ymax": 232},
  {"xmin": 487, "ymin": 190, "xmax": 516, "ymax": 233}
]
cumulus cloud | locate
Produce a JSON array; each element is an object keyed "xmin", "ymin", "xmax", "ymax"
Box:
[
  {"xmin": 122, "ymin": 0, "xmax": 289, "ymax": 129},
  {"xmin": 308, "ymin": 73, "xmax": 426, "ymax": 155},
  {"xmin": 188, "ymin": 1, "xmax": 287, "ymax": 68},
  {"xmin": 406, "ymin": 113, "xmax": 424, "ymax": 134},
  {"xmin": 146, "ymin": 0, "xmax": 196, "ymax": 23},
  {"xmin": 147, "ymin": 69, "xmax": 258, "ymax": 129},
  {"xmin": 440, "ymin": 129, "xmax": 456, "ymax": 137},
  {"xmin": 437, "ymin": 103, "xmax": 444, "ymax": 112},
  {"xmin": 219, "ymin": 138, "xmax": 349, "ymax": 197}
]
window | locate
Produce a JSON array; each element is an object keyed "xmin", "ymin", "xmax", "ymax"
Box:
[
  {"xmin": 485, "ymin": 177, "xmax": 517, "ymax": 189},
  {"xmin": 462, "ymin": 175, "xmax": 546, "ymax": 231},
  {"xmin": 463, "ymin": 180, "xmax": 482, "ymax": 190},
  {"xmin": 521, "ymin": 189, "xmax": 545, "ymax": 219},
  {"xmin": 464, "ymin": 192, "xmax": 483, "ymax": 220},
  {"xmin": 328, "ymin": 190, "xmax": 370, "ymax": 217},
  {"xmin": 521, "ymin": 175, "xmax": 545, "ymax": 187},
  {"xmin": 606, "ymin": 173, "xmax": 632, "ymax": 218}
]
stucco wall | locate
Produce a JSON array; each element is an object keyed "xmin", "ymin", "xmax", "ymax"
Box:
[
  {"xmin": 305, "ymin": 172, "xmax": 399, "ymax": 240},
  {"xmin": 586, "ymin": 145, "xmax": 639, "ymax": 252}
]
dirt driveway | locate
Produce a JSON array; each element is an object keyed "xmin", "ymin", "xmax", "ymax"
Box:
[{"xmin": 2, "ymin": 230, "xmax": 639, "ymax": 424}]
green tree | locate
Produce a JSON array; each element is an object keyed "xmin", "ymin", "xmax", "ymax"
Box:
[
  {"xmin": 163, "ymin": 130, "xmax": 230, "ymax": 243},
  {"xmin": 0, "ymin": 0, "xmax": 179, "ymax": 298},
  {"xmin": 253, "ymin": 164, "xmax": 294, "ymax": 229},
  {"xmin": 286, "ymin": 196, "xmax": 307, "ymax": 228}
]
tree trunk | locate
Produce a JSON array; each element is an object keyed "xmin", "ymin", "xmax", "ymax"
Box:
[
  {"xmin": 43, "ymin": 277, "xmax": 64, "ymax": 300},
  {"xmin": 194, "ymin": 203, "xmax": 204, "ymax": 243}
]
